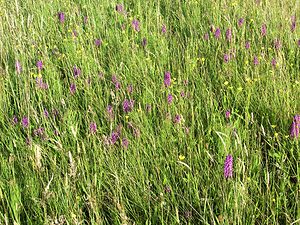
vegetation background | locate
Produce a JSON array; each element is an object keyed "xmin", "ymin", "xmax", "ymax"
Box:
[{"xmin": 0, "ymin": 0, "xmax": 299, "ymax": 224}]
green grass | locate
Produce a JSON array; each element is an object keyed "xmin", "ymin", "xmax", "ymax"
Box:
[{"xmin": 0, "ymin": 0, "xmax": 299, "ymax": 224}]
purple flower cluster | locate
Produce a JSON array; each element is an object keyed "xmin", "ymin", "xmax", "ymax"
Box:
[
  {"xmin": 164, "ymin": 71, "xmax": 171, "ymax": 87},
  {"xmin": 22, "ymin": 116, "xmax": 29, "ymax": 128},
  {"xmin": 90, "ymin": 122, "xmax": 97, "ymax": 134},
  {"xmin": 132, "ymin": 19, "xmax": 140, "ymax": 32},
  {"xmin": 215, "ymin": 28, "xmax": 221, "ymax": 39},
  {"xmin": 162, "ymin": 24, "xmax": 167, "ymax": 34},
  {"xmin": 70, "ymin": 83, "xmax": 76, "ymax": 94},
  {"xmin": 224, "ymin": 154, "xmax": 233, "ymax": 179},
  {"xmin": 238, "ymin": 18, "xmax": 244, "ymax": 27},
  {"xmin": 15, "ymin": 61, "xmax": 22, "ymax": 74},
  {"xmin": 112, "ymin": 75, "xmax": 121, "ymax": 90},
  {"xmin": 226, "ymin": 28, "xmax": 232, "ymax": 42},
  {"xmin": 123, "ymin": 99, "xmax": 134, "ymax": 113},
  {"xmin": 36, "ymin": 60, "xmax": 43, "ymax": 72},
  {"xmin": 167, "ymin": 94, "xmax": 173, "ymax": 104},
  {"xmin": 95, "ymin": 39, "xmax": 102, "ymax": 47},
  {"xmin": 73, "ymin": 65, "xmax": 81, "ymax": 78},
  {"xmin": 36, "ymin": 77, "xmax": 48, "ymax": 90},
  {"xmin": 291, "ymin": 16, "xmax": 296, "ymax": 32},
  {"xmin": 261, "ymin": 23, "xmax": 267, "ymax": 37},
  {"xmin": 290, "ymin": 115, "xmax": 300, "ymax": 138}
]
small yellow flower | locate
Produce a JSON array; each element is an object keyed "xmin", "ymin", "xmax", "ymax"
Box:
[
  {"xmin": 201, "ymin": 57, "xmax": 205, "ymax": 62},
  {"xmin": 237, "ymin": 87, "xmax": 243, "ymax": 92},
  {"xmin": 245, "ymin": 77, "xmax": 251, "ymax": 83},
  {"xmin": 271, "ymin": 125, "xmax": 277, "ymax": 128},
  {"xmin": 125, "ymin": 115, "xmax": 129, "ymax": 120},
  {"xmin": 178, "ymin": 155, "xmax": 185, "ymax": 161},
  {"xmin": 274, "ymin": 132, "xmax": 279, "ymax": 138},
  {"xmin": 224, "ymin": 81, "xmax": 229, "ymax": 86},
  {"xmin": 245, "ymin": 60, "xmax": 249, "ymax": 65}
]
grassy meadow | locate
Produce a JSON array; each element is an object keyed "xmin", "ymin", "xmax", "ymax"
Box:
[{"xmin": 0, "ymin": 0, "xmax": 299, "ymax": 224}]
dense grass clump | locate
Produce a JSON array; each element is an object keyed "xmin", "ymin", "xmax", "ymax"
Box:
[{"xmin": 0, "ymin": 0, "xmax": 299, "ymax": 224}]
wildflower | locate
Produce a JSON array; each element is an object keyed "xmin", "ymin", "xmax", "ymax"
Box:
[
  {"xmin": 58, "ymin": 12, "xmax": 65, "ymax": 23},
  {"xmin": 203, "ymin": 33, "xmax": 209, "ymax": 40},
  {"xmin": 123, "ymin": 99, "xmax": 134, "ymax": 113},
  {"xmin": 167, "ymin": 93, "xmax": 173, "ymax": 104},
  {"xmin": 12, "ymin": 115, "xmax": 18, "ymax": 125},
  {"xmin": 224, "ymin": 54, "xmax": 229, "ymax": 63},
  {"xmin": 297, "ymin": 39, "xmax": 300, "ymax": 47},
  {"xmin": 15, "ymin": 60, "xmax": 22, "ymax": 74},
  {"xmin": 54, "ymin": 130, "xmax": 60, "ymax": 136},
  {"xmin": 291, "ymin": 16, "xmax": 296, "ymax": 32},
  {"xmin": 22, "ymin": 116, "xmax": 29, "ymax": 128},
  {"xmin": 184, "ymin": 126, "xmax": 190, "ymax": 135},
  {"xmin": 73, "ymin": 66, "xmax": 81, "ymax": 78},
  {"xmin": 110, "ymin": 131, "xmax": 120, "ymax": 144},
  {"xmin": 238, "ymin": 18, "xmax": 244, "ymax": 27},
  {"xmin": 106, "ymin": 105, "xmax": 114, "ymax": 119},
  {"xmin": 35, "ymin": 77, "xmax": 48, "ymax": 90},
  {"xmin": 274, "ymin": 39, "xmax": 281, "ymax": 50},
  {"xmin": 44, "ymin": 109, "xmax": 49, "ymax": 118},
  {"xmin": 245, "ymin": 41, "xmax": 250, "ymax": 50},
  {"xmin": 178, "ymin": 155, "xmax": 185, "ymax": 161},
  {"xmin": 84, "ymin": 16, "xmax": 88, "ymax": 24},
  {"xmin": 132, "ymin": 19, "xmax": 140, "ymax": 32},
  {"xmin": 271, "ymin": 58, "xmax": 277, "ymax": 67},
  {"xmin": 162, "ymin": 24, "xmax": 167, "ymax": 34},
  {"xmin": 116, "ymin": 4, "xmax": 124, "ymax": 13},
  {"xmin": 173, "ymin": 114, "xmax": 181, "ymax": 124},
  {"xmin": 95, "ymin": 39, "xmax": 102, "ymax": 47},
  {"xmin": 70, "ymin": 83, "xmax": 76, "ymax": 94},
  {"xmin": 52, "ymin": 109, "xmax": 59, "ymax": 118},
  {"xmin": 226, "ymin": 28, "xmax": 232, "ymax": 41},
  {"xmin": 33, "ymin": 127, "xmax": 45, "ymax": 138},
  {"xmin": 72, "ymin": 30, "xmax": 78, "ymax": 38},
  {"xmin": 215, "ymin": 28, "xmax": 221, "ymax": 39},
  {"xmin": 253, "ymin": 56, "xmax": 259, "ymax": 66},
  {"xmin": 164, "ymin": 71, "xmax": 171, "ymax": 87},
  {"xmin": 164, "ymin": 186, "xmax": 171, "ymax": 193},
  {"xmin": 36, "ymin": 60, "xmax": 43, "ymax": 72},
  {"xmin": 112, "ymin": 74, "xmax": 118, "ymax": 83},
  {"xmin": 25, "ymin": 136, "xmax": 31, "ymax": 146},
  {"xmin": 89, "ymin": 122, "xmax": 97, "ymax": 134},
  {"xmin": 127, "ymin": 84, "xmax": 133, "ymax": 94},
  {"xmin": 142, "ymin": 37, "xmax": 147, "ymax": 47},
  {"xmin": 225, "ymin": 110, "xmax": 231, "ymax": 119},
  {"xmin": 115, "ymin": 81, "xmax": 121, "ymax": 90},
  {"xmin": 122, "ymin": 138, "xmax": 129, "ymax": 149},
  {"xmin": 290, "ymin": 115, "xmax": 300, "ymax": 138},
  {"xmin": 261, "ymin": 23, "xmax": 267, "ymax": 36},
  {"xmin": 128, "ymin": 122, "xmax": 140, "ymax": 138},
  {"xmin": 180, "ymin": 91, "xmax": 185, "ymax": 97},
  {"xmin": 224, "ymin": 154, "xmax": 233, "ymax": 179}
]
